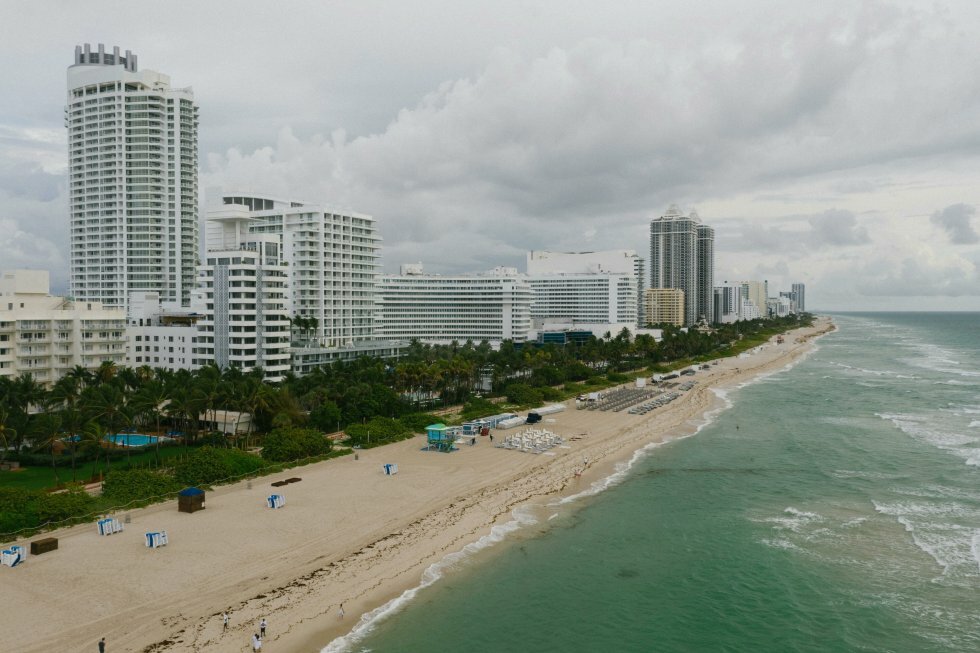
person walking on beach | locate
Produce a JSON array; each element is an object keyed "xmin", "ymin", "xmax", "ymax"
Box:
[
  {"xmin": 252, "ymin": 633, "xmax": 262, "ymax": 651},
  {"xmin": 222, "ymin": 612, "xmax": 229, "ymax": 631},
  {"xmin": 338, "ymin": 603, "xmax": 345, "ymax": 619},
  {"xmin": 489, "ymin": 434, "xmax": 493, "ymax": 443},
  {"xmin": 260, "ymin": 618, "xmax": 267, "ymax": 638},
  {"xmin": 98, "ymin": 637, "xmax": 106, "ymax": 652}
]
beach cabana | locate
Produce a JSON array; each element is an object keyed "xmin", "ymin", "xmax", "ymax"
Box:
[
  {"xmin": 267, "ymin": 494, "xmax": 286, "ymax": 509},
  {"xmin": 1, "ymin": 545, "xmax": 27, "ymax": 567},
  {"xmin": 425, "ymin": 424, "xmax": 459, "ymax": 452},
  {"xmin": 97, "ymin": 517, "xmax": 124, "ymax": 535},
  {"xmin": 144, "ymin": 531, "xmax": 169, "ymax": 548},
  {"xmin": 178, "ymin": 487, "xmax": 206, "ymax": 513}
]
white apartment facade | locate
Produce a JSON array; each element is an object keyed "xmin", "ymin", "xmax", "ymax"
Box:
[
  {"xmin": 211, "ymin": 194, "xmax": 380, "ymax": 350},
  {"xmin": 375, "ymin": 264, "xmax": 532, "ymax": 346},
  {"xmin": 67, "ymin": 44, "xmax": 198, "ymax": 312},
  {"xmin": 126, "ymin": 291, "xmax": 200, "ymax": 371},
  {"xmin": 713, "ymin": 284, "xmax": 742, "ymax": 324},
  {"xmin": 527, "ymin": 249, "xmax": 645, "ymax": 325},
  {"xmin": 0, "ymin": 270, "xmax": 126, "ymax": 384},
  {"xmin": 527, "ymin": 273, "xmax": 637, "ymax": 327},
  {"xmin": 193, "ymin": 208, "xmax": 291, "ymax": 381}
]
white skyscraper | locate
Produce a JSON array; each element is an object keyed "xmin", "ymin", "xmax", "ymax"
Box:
[
  {"xmin": 67, "ymin": 44, "xmax": 199, "ymax": 312},
  {"xmin": 649, "ymin": 206, "xmax": 714, "ymax": 326}
]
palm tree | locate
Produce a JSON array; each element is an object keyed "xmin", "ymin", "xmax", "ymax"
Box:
[
  {"xmin": 94, "ymin": 360, "xmax": 118, "ymax": 386},
  {"xmin": 132, "ymin": 380, "xmax": 169, "ymax": 464},
  {"xmin": 87, "ymin": 384, "xmax": 133, "ymax": 464},
  {"xmin": 239, "ymin": 378, "xmax": 271, "ymax": 449},
  {"xmin": 0, "ymin": 408, "xmax": 17, "ymax": 467},
  {"xmin": 77, "ymin": 421, "xmax": 108, "ymax": 481},
  {"xmin": 31, "ymin": 412, "xmax": 63, "ymax": 485}
]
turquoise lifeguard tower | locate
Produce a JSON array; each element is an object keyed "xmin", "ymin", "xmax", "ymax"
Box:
[{"xmin": 425, "ymin": 424, "xmax": 459, "ymax": 452}]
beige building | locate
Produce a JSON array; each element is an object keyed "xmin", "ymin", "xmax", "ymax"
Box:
[
  {"xmin": 0, "ymin": 270, "xmax": 126, "ymax": 384},
  {"xmin": 644, "ymin": 288, "xmax": 685, "ymax": 327}
]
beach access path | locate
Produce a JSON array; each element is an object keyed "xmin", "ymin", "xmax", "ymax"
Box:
[{"xmin": 2, "ymin": 318, "xmax": 834, "ymax": 653}]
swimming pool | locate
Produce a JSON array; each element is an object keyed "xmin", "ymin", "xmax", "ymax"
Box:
[
  {"xmin": 104, "ymin": 434, "xmax": 172, "ymax": 447},
  {"xmin": 66, "ymin": 434, "xmax": 173, "ymax": 447}
]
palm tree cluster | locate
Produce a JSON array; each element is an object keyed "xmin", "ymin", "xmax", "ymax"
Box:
[
  {"xmin": 0, "ymin": 314, "xmax": 810, "ymax": 485},
  {"xmin": 0, "ymin": 362, "xmax": 292, "ymax": 485}
]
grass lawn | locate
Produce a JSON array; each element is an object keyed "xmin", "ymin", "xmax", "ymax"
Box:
[{"xmin": 0, "ymin": 445, "xmax": 188, "ymax": 492}]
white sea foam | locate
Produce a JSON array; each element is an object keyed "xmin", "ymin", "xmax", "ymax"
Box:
[
  {"xmin": 320, "ymin": 506, "xmax": 539, "ymax": 652},
  {"xmin": 876, "ymin": 413, "xmax": 979, "ymax": 466},
  {"xmin": 760, "ymin": 537, "xmax": 802, "ymax": 551},
  {"xmin": 972, "ymin": 531, "xmax": 980, "ymax": 574},
  {"xmin": 758, "ymin": 507, "xmax": 824, "ymax": 533}
]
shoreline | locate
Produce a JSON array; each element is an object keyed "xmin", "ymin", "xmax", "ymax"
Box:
[{"xmin": 2, "ymin": 317, "xmax": 834, "ymax": 653}]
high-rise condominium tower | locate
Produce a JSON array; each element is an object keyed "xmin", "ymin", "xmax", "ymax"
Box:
[
  {"xmin": 649, "ymin": 206, "xmax": 714, "ymax": 325},
  {"xmin": 67, "ymin": 44, "xmax": 199, "ymax": 312},
  {"xmin": 791, "ymin": 283, "xmax": 806, "ymax": 312}
]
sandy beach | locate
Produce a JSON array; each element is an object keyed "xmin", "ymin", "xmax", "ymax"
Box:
[{"xmin": 2, "ymin": 317, "xmax": 833, "ymax": 653}]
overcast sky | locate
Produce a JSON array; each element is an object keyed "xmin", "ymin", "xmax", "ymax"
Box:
[{"xmin": 2, "ymin": 0, "xmax": 979, "ymax": 311}]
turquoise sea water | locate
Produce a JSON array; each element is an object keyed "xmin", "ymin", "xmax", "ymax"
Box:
[{"xmin": 329, "ymin": 313, "xmax": 980, "ymax": 653}]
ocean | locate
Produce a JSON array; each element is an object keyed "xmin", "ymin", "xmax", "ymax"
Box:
[{"xmin": 328, "ymin": 313, "xmax": 980, "ymax": 653}]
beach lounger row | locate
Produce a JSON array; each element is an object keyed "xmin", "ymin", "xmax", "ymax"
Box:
[
  {"xmin": 97, "ymin": 518, "xmax": 124, "ymax": 536},
  {"xmin": 495, "ymin": 428, "xmax": 564, "ymax": 453},
  {"xmin": 267, "ymin": 494, "xmax": 286, "ymax": 509},
  {"xmin": 145, "ymin": 531, "xmax": 169, "ymax": 548},
  {"xmin": 627, "ymin": 392, "xmax": 680, "ymax": 415},
  {"xmin": 588, "ymin": 387, "xmax": 660, "ymax": 412},
  {"xmin": 1, "ymin": 545, "xmax": 26, "ymax": 567}
]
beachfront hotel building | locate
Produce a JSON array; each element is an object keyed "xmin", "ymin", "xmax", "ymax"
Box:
[
  {"xmin": 0, "ymin": 269, "xmax": 126, "ymax": 385},
  {"xmin": 192, "ymin": 207, "xmax": 291, "ymax": 381},
  {"xmin": 67, "ymin": 44, "xmax": 199, "ymax": 312},
  {"xmin": 374, "ymin": 264, "xmax": 532, "ymax": 346},
  {"xmin": 526, "ymin": 273, "xmax": 638, "ymax": 330},
  {"xmin": 649, "ymin": 206, "xmax": 714, "ymax": 326},
  {"xmin": 644, "ymin": 288, "xmax": 685, "ymax": 327},
  {"xmin": 207, "ymin": 194, "xmax": 403, "ymax": 372},
  {"xmin": 526, "ymin": 250, "xmax": 646, "ymax": 325}
]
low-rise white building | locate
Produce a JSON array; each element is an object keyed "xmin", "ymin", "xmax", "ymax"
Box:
[
  {"xmin": 126, "ymin": 292, "xmax": 201, "ymax": 371},
  {"xmin": 0, "ymin": 269, "xmax": 126, "ymax": 384},
  {"xmin": 375, "ymin": 264, "xmax": 532, "ymax": 346},
  {"xmin": 740, "ymin": 299, "xmax": 763, "ymax": 321}
]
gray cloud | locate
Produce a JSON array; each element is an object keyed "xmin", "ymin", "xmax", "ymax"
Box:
[
  {"xmin": 930, "ymin": 203, "xmax": 978, "ymax": 244},
  {"xmin": 807, "ymin": 209, "xmax": 871, "ymax": 246},
  {"xmin": 3, "ymin": 1, "xmax": 980, "ymax": 310}
]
